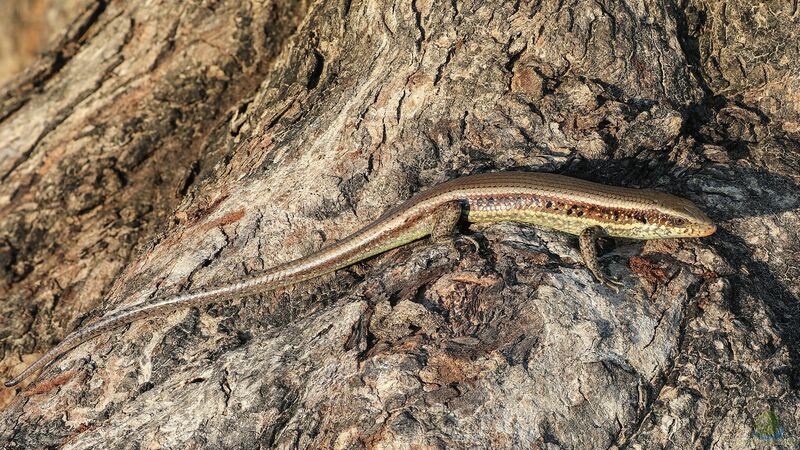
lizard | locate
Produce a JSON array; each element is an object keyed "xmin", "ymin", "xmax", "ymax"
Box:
[{"xmin": 4, "ymin": 171, "xmax": 716, "ymax": 388}]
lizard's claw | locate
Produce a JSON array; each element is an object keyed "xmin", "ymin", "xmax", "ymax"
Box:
[{"xmin": 603, "ymin": 275, "xmax": 624, "ymax": 293}]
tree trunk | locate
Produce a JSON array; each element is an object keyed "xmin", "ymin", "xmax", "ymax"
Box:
[
  {"xmin": 0, "ymin": 0, "xmax": 91, "ymax": 85},
  {"xmin": 1, "ymin": 0, "xmax": 798, "ymax": 448}
]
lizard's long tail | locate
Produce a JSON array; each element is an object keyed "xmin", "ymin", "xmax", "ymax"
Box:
[{"xmin": 3, "ymin": 282, "xmax": 269, "ymax": 388}]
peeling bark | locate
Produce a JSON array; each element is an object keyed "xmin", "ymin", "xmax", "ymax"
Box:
[{"xmin": 1, "ymin": 0, "xmax": 798, "ymax": 448}]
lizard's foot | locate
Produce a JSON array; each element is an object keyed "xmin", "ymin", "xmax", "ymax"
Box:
[
  {"xmin": 454, "ymin": 234, "xmax": 480, "ymax": 253},
  {"xmin": 603, "ymin": 275, "xmax": 624, "ymax": 293}
]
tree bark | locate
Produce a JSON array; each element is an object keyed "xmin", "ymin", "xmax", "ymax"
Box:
[
  {"xmin": 1, "ymin": 0, "xmax": 798, "ymax": 448},
  {"xmin": 0, "ymin": 0, "xmax": 91, "ymax": 85}
]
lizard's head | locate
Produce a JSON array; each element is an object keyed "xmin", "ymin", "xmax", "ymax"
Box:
[{"xmin": 646, "ymin": 191, "xmax": 716, "ymax": 238}]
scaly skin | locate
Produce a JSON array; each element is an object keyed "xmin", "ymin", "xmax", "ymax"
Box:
[{"xmin": 4, "ymin": 172, "xmax": 716, "ymax": 388}]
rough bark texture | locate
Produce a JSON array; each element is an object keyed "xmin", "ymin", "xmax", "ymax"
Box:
[{"xmin": 1, "ymin": 0, "xmax": 798, "ymax": 448}]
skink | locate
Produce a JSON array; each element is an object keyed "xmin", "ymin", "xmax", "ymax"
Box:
[{"xmin": 4, "ymin": 171, "xmax": 716, "ymax": 388}]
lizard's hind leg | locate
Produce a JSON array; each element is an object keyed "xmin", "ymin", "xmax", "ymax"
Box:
[{"xmin": 431, "ymin": 201, "xmax": 479, "ymax": 252}]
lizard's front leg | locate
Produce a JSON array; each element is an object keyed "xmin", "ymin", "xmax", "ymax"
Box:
[{"xmin": 579, "ymin": 226, "xmax": 623, "ymax": 289}]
